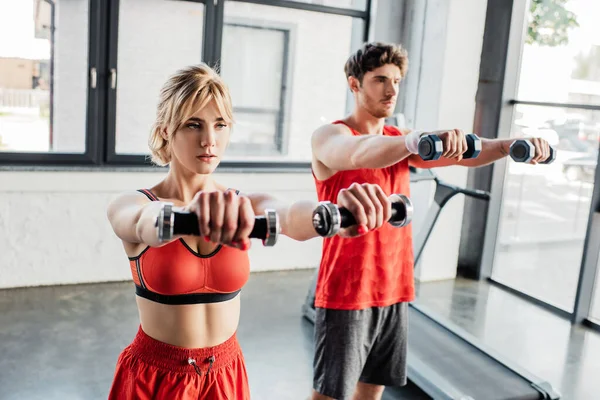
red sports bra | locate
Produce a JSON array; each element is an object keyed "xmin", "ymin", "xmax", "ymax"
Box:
[{"xmin": 128, "ymin": 189, "xmax": 251, "ymax": 305}]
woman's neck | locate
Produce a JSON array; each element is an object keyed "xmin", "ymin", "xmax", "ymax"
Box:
[{"xmin": 161, "ymin": 162, "xmax": 219, "ymax": 204}]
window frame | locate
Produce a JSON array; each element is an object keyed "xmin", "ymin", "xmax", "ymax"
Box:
[
  {"xmin": 221, "ymin": 20, "xmax": 293, "ymax": 156},
  {"xmin": 0, "ymin": 0, "xmax": 107, "ymax": 166},
  {"xmin": 33, "ymin": 0, "xmax": 57, "ymax": 151},
  {"xmin": 0, "ymin": 0, "xmax": 371, "ymax": 170},
  {"xmin": 475, "ymin": 0, "xmax": 600, "ymax": 332}
]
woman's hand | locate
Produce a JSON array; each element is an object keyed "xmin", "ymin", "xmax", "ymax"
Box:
[{"xmin": 185, "ymin": 190, "xmax": 254, "ymax": 250}]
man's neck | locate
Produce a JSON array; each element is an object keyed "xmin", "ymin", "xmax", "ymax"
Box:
[{"xmin": 344, "ymin": 108, "xmax": 386, "ymax": 135}]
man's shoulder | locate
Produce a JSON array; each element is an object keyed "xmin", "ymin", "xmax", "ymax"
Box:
[
  {"xmin": 315, "ymin": 121, "xmax": 352, "ymax": 135},
  {"xmin": 385, "ymin": 125, "xmax": 410, "ymax": 136},
  {"xmin": 311, "ymin": 122, "xmax": 354, "ymax": 148}
]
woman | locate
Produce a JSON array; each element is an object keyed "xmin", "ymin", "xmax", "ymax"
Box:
[{"xmin": 106, "ymin": 64, "xmax": 393, "ymax": 399}]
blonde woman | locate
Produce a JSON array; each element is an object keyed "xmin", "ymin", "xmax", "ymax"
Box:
[{"xmin": 106, "ymin": 64, "xmax": 394, "ymax": 399}]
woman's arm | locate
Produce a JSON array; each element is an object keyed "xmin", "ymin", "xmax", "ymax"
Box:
[
  {"xmin": 246, "ymin": 194, "xmax": 319, "ymax": 242},
  {"xmin": 106, "ymin": 191, "xmax": 177, "ymax": 248}
]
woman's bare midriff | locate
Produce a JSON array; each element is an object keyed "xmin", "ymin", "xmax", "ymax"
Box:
[
  {"xmin": 125, "ymin": 193, "xmax": 242, "ymax": 350},
  {"xmin": 136, "ymin": 294, "xmax": 241, "ymax": 349}
]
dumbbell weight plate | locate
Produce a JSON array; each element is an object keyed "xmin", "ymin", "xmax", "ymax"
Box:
[
  {"xmin": 509, "ymin": 139, "xmax": 535, "ymax": 163},
  {"xmin": 464, "ymin": 134, "xmax": 482, "ymax": 159},
  {"xmin": 389, "ymin": 194, "xmax": 413, "ymax": 228},
  {"xmin": 418, "ymin": 135, "xmax": 443, "ymax": 161},
  {"xmin": 540, "ymin": 146, "xmax": 556, "ymax": 164}
]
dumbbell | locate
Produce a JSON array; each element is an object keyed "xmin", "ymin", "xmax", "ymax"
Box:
[
  {"xmin": 509, "ymin": 139, "xmax": 556, "ymax": 164},
  {"xmin": 155, "ymin": 203, "xmax": 280, "ymax": 246},
  {"xmin": 312, "ymin": 194, "xmax": 413, "ymax": 237},
  {"xmin": 418, "ymin": 133, "xmax": 482, "ymax": 161}
]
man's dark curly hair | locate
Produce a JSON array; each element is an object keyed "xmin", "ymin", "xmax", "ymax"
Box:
[{"xmin": 344, "ymin": 42, "xmax": 408, "ymax": 83}]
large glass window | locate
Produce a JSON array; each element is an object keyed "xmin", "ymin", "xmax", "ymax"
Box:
[
  {"xmin": 220, "ymin": 1, "xmax": 365, "ymax": 162},
  {"xmin": 0, "ymin": 0, "xmax": 369, "ymax": 166},
  {"xmin": 221, "ymin": 22, "xmax": 288, "ymax": 155},
  {"xmin": 518, "ymin": 0, "xmax": 600, "ymax": 104},
  {"xmin": 0, "ymin": 0, "xmax": 89, "ymax": 153},
  {"xmin": 490, "ymin": 0, "xmax": 600, "ymax": 311},
  {"xmin": 114, "ymin": 0, "xmax": 205, "ymax": 155},
  {"xmin": 492, "ymin": 105, "xmax": 598, "ymax": 311}
]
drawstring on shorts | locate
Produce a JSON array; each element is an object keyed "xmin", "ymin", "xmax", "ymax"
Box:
[{"xmin": 188, "ymin": 355, "xmax": 216, "ymax": 376}]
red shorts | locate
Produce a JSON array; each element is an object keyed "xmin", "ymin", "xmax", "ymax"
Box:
[{"xmin": 109, "ymin": 326, "xmax": 250, "ymax": 400}]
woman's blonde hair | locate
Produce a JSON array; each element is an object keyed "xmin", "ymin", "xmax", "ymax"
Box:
[{"xmin": 149, "ymin": 63, "xmax": 234, "ymax": 166}]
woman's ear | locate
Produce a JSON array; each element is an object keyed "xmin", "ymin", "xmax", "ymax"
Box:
[{"xmin": 160, "ymin": 127, "xmax": 169, "ymax": 142}]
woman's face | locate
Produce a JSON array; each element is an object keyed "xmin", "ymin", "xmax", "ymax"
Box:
[{"xmin": 167, "ymin": 99, "xmax": 231, "ymax": 175}]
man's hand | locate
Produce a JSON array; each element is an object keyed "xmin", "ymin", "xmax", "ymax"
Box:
[
  {"xmin": 425, "ymin": 129, "xmax": 468, "ymax": 161},
  {"xmin": 336, "ymin": 183, "xmax": 392, "ymax": 238},
  {"xmin": 525, "ymin": 137, "xmax": 552, "ymax": 164}
]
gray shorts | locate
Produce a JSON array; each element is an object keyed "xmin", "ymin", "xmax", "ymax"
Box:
[{"xmin": 312, "ymin": 302, "xmax": 408, "ymax": 400}]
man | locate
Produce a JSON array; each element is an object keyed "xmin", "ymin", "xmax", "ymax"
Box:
[{"xmin": 309, "ymin": 42, "xmax": 551, "ymax": 400}]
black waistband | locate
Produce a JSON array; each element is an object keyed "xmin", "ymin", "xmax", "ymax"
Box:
[{"xmin": 135, "ymin": 285, "xmax": 241, "ymax": 305}]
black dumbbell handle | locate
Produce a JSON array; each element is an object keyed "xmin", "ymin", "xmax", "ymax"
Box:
[
  {"xmin": 173, "ymin": 211, "xmax": 268, "ymax": 240},
  {"xmin": 419, "ymin": 133, "xmax": 480, "ymax": 160},
  {"xmin": 339, "ymin": 202, "xmax": 406, "ymax": 228}
]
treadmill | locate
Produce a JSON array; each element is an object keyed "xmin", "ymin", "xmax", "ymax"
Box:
[{"xmin": 301, "ymin": 167, "xmax": 561, "ymax": 400}]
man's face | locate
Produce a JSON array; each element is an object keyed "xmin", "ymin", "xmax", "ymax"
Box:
[{"xmin": 351, "ymin": 64, "xmax": 401, "ymax": 119}]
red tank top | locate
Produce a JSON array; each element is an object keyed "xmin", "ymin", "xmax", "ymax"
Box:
[
  {"xmin": 313, "ymin": 122, "xmax": 415, "ymax": 310},
  {"xmin": 129, "ymin": 189, "xmax": 250, "ymax": 304}
]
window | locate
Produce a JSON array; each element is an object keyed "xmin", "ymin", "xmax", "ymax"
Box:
[
  {"xmin": 489, "ymin": 0, "xmax": 600, "ymax": 312},
  {"xmin": 491, "ymin": 105, "xmax": 598, "ymax": 311},
  {"xmin": 517, "ymin": 0, "xmax": 600, "ymax": 104},
  {"xmin": 221, "ymin": 22, "xmax": 289, "ymax": 155},
  {"xmin": 220, "ymin": 1, "xmax": 365, "ymax": 163},
  {"xmin": 0, "ymin": 0, "xmax": 370, "ymax": 167},
  {"xmin": 113, "ymin": 0, "xmax": 205, "ymax": 156},
  {"xmin": 0, "ymin": 0, "xmax": 88, "ymax": 154}
]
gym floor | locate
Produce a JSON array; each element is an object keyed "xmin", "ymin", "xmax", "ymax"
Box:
[{"xmin": 0, "ymin": 269, "xmax": 598, "ymax": 400}]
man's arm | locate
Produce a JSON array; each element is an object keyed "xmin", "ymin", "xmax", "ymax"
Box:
[
  {"xmin": 408, "ymin": 138, "xmax": 514, "ymax": 169},
  {"xmin": 311, "ymin": 124, "xmax": 413, "ymax": 171},
  {"xmin": 247, "ymin": 193, "xmax": 319, "ymax": 242}
]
